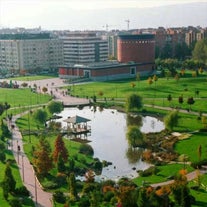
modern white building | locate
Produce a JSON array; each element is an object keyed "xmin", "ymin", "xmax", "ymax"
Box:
[
  {"xmin": 0, "ymin": 33, "xmax": 63, "ymax": 75},
  {"xmin": 60, "ymin": 32, "xmax": 108, "ymax": 66}
]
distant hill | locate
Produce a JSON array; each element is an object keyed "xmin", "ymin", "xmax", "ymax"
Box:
[{"xmin": 68, "ymin": 2, "xmax": 207, "ymax": 30}]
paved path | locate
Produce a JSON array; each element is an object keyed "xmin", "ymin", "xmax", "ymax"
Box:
[
  {"xmin": 151, "ymin": 170, "xmax": 206, "ymax": 188},
  {"xmin": 8, "ymin": 113, "xmax": 53, "ymax": 207}
]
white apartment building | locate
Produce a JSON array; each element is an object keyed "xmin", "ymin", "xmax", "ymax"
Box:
[
  {"xmin": 0, "ymin": 33, "xmax": 63, "ymax": 74},
  {"xmin": 61, "ymin": 32, "xmax": 108, "ymax": 65}
]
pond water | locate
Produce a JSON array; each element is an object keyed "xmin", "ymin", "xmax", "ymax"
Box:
[{"xmin": 57, "ymin": 106, "xmax": 165, "ymax": 181}]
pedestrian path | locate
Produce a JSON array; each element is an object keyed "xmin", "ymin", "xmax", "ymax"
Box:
[{"xmin": 8, "ymin": 113, "xmax": 52, "ymax": 207}]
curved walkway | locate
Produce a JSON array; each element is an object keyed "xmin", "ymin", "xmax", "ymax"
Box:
[{"xmin": 8, "ymin": 113, "xmax": 52, "ymax": 207}]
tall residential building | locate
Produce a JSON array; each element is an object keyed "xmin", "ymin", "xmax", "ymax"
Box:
[
  {"xmin": 0, "ymin": 33, "xmax": 63, "ymax": 74},
  {"xmin": 61, "ymin": 32, "xmax": 108, "ymax": 66}
]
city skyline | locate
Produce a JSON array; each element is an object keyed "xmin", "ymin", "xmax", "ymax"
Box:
[{"xmin": 0, "ymin": 0, "xmax": 207, "ymax": 30}]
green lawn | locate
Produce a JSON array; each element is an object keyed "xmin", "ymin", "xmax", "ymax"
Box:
[
  {"xmin": 8, "ymin": 75, "xmax": 57, "ymax": 81},
  {"xmin": 0, "ymin": 88, "xmax": 51, "ymax": 108},
  {"xmin": 133, "ymin": 163, "xmax": 194, "ymax": 186},
  {"xmin": 175, "ymin": 132, "xmax": 207, "ymax": 162},
  {"xmin": 70, "ymin": 74, "xmax": 207, "ymax": 113}
]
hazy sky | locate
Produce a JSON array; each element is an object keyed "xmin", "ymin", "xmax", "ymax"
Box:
[{"xmin": 0, "ymin": 0, "xmax": 206, "ymax": 30}]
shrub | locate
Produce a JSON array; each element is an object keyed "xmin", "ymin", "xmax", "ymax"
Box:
[
  {"xmin": 79, "ymin": 144, "xmax": 94, "ymax": 156},
  {"xmin": 15, "ymin": 186, "xmax": 30, "ymax": 196},
  {"xmin": 0, "ymin": 152, "xmax": 6, "ymax": 162},
  {"xmin": 191, "ymin": 159, "xmax": 207, "ymax": 169},
  {"xmin": 78, "ymin": 195, "xmax": 90, "ymax": 207},
  {"xmin": 42, "ymin": 181, "xmax": 58, "ymax": 190},
  {"xmin": 138, "ymin": 166, "xmax": 159, "ymax": 177},
  {"xmin": 53, "ymin": 191, "xmax": 66, "ymax": 204},
  {"xmin": 9, "ymin": 198, "xmax": 22, "ymax": 207},
  {"xmin": 104, "ymin": 191, "xmax": 115, "ymax": 202}
]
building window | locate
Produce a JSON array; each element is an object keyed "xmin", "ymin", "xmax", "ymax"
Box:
[
  {"xmin": 84, "ymin": 70, "xmax": 91, "ymax": 78},
  {"xmin": 130, "ymin": 67, "xmax": 136, "ymax": 75}
]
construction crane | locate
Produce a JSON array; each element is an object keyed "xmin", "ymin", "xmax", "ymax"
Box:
[
  {"xmin": 102, "ymin": 24, "xmax": 116, "ymax": 32},
  {"xmin": 125, "ymin": 19, "xmax": 130, "ymax": 30}
]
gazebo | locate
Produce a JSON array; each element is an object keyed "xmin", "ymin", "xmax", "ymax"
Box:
[{"xmin": 63, "ymin": 115, "xmax": 91, "ymax": 134}]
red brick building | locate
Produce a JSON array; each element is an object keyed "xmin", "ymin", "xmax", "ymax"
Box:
[
  {"xmin": 117, "ymin": 34, "xmax": 155, "ymax": 64},
  {"xmin": 59, "ymin": 34, "xmax": 155, "ymax": 81}
]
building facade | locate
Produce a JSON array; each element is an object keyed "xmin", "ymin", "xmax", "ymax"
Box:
[
  {"xmin": 61, "ymin": 32, "xmax": 108, "ymax": 65},
  {"xmin": 59, "ymin": 34, "xmax": 155, "ymax": 81},
  {"xmin": 0, "ymin": 33, "xmax": 63, "ymax": 74},
  {"xmin": 117, "ymin": 34, "xmax": 155, "ymax": 69}
]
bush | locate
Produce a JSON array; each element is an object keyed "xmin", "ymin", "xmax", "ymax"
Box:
[
  {"xmin": 78, "ymin": 195, "xmax": 90, "ymax": 207},
  {"xmin": 104, "ymin": 191, "xmax": 115, "ymax": 202},
  {"xmin": 138, "ymin": 166, "xmax": 159, "ymax": 177},
  {"xmin": 53, "ymin": 191, "xmax": 66, "ymax": 204},
  {"xmin": 79, "ymin": 144, "xmax": 94, "ymax": 156},
  {"xmin": 191, "ymin": 159, "xmax": 207, "ymax": 169},
  {"xmin": 42, "ymin": 181, "xmax": 58, "ymax": 190},
  {"xmin": 9, "ymin": 198, "xmax": 22, "ymax": 207},
  {"xmin": 0, "ymin": 152, "xmax": 6, "ymax": 162},
  {"xmin": 15, "ymin": 186, "xmax": 30, "ymax": 196}
]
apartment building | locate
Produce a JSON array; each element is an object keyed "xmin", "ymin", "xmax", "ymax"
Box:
[
  {"xmin": 0, "ymin": 33, "xmax": 63, "ymax": 74},
  {"xmin": 60, "ymin": 32, "xmax": 108, "ymax": 65}
]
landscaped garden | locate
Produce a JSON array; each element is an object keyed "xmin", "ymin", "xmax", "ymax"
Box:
[{"xmin": 1, "ymin": 67, "xmax": 207, "ymax": 206}]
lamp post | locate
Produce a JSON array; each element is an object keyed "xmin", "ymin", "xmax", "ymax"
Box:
[
  {"xmin": 21, "ymin": 153, "xmax": 25, "ymax": 182},
  {"xmin": 34, "ymin": 172, "xmax": 38, "ymax": 206}
]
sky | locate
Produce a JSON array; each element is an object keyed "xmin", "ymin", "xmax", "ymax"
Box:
[{"xmin": 0, "ymin": 0, "xmax": 206, "ymax": 30}]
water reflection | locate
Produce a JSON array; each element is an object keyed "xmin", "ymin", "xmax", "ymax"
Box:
[{"xmin": 58, "ymin": 106, "xmax": 165, "ymax": 180}]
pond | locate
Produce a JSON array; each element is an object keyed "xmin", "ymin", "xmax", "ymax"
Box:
[{"xmin": 57, "ymin": 106, "xmax": 165, "ymax": 181}]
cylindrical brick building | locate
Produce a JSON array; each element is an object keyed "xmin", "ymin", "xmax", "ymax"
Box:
[{"xmin": 117, "ymin": 34, "xmax": 155, "ymax": 63}]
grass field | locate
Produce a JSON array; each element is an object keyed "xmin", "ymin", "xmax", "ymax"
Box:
[{"xmin": 8, "ymin": 74, "xmax": 57, "ymax": 81}]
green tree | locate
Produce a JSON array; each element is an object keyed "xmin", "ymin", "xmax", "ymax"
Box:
[
  {"xmin": 137, "ymin": 188, "xmax": 148, "ymax": 207},
  {"xmin": 33, "ymin": 109, "xmax": 48, "ymax": 125},
  {"xmin": 164, "ymin": 110, "xmax": 179, "ymax": 131},
  {"xmin": 125, "ymin": 94, "xmax": 143, "ymax": 112},
  {"xmin": 127, "ymin": 126, "xmax": 144, "ymax": 148},
  {"xmin": 57, "ymin": 154, "xmax": 66, "ymax": 173},
  {"xmin": 47, "ymin": 101, "xmax": 63, "ymax": 115},
  {"xmin": 192, "ymin": 39, "xmax": 207, "ymax": 64},
  {"xmin": 33, "ymin": 137, "xmax": 53, "ymax": 175},
  {"xmin": 2, "ymin": 163, "xmax": 16, "ymax": 200},
  {"xmin": 69, "ymin": 172, "xmax": 77, "ymax": 201},
  {"xmin": 187, "ymin": 97, "xmax": 195, "ymax": 110}
]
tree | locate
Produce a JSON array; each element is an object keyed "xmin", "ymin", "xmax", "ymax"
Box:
[
  {"xmin": 47, "ymin": 101, "xmax": 63, "ymax": 115},
  {"xmin": 33, "ymin": 109, "xmax": 48, "ymax": 125},
  {"xmin": 147, "ymin": 77, "xmax": 153, "ymax": 86},
  {"xmin": 68, "ymin": 172, "xmax": 77, "ymax": 201},
  {"xmin": 126, "ymin": 126, "xmax": 144, "ymax": 148},
  {"xmin": 125, "ymin": 94, "xmax": 143, "ymax": 112},
  {"xmin": 53, "ymin": 134, "xmax": 68, "ymax": 163},
  {"xmin": 137, "ymin": 188, "xmax": 148, "ymax": 207},
  {"xmin": 33, "ymin": 137, "xmax": 53, "ymax": 175},
  {"xmin": 171, "ymin": 172, "xmax": 192, "ymax": 207},
  {"xmin": 42, "ymin": 86, "xmax": 48, "ymax": 93},
  {"xmin": 2, "ymin": 163, "xmax": 16, "ymax": 200},
  {"xmin": 167, "ymin": 94, "xmax": 172, "ymax": 106},
  {"xmin": 57, "ymin": 154, "xmax": 66, "ymax": 173},
  {"xmin": 164, "ymin": 110, "xmax": 179, "ymax": 131},
  {"xmin": 192, "ymin": 39, "xmax": 207, "ymax": 64},
  {"xmin": 178, "ymin": 95, "xmax": 184, "ymax": 107},
  {"xmin": 187, "ymin": 97, "xmax": 195, "ymax": 110}
]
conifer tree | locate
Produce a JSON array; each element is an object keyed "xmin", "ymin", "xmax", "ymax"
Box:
[
  {"xmin": 2, "ymin": 163, "xmax": 16, "ymax": 200},
  {"xmin": 53, "ymin": 134, "xmax": 68, "ymax": 162},
  {"xmin": 33, "ymin": 137, "xmax": 53, "ymax": 175}
]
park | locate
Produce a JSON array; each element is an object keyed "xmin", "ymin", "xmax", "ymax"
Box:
[{"xmin": 0, "ymin": 65, "xmax": 206, "ymax": 207}]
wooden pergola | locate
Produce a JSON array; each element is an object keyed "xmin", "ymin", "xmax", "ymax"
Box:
[{"xmin": 63, "ymin": 115, "xmax": 91, "ymax": 134}]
